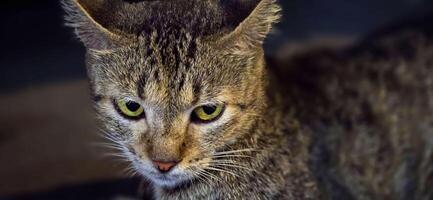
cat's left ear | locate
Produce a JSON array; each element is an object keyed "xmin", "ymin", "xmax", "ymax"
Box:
[
  {"xmin": 219, "ymin": 0, "xmax": 281, "ymax": 55},
  {"xmin": 62, "ymin": 0, "xmax": 126, "ymax": 50}
]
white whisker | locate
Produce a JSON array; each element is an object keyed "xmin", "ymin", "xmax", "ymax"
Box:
[
  {"xmin": 206, "ymin": 167, "xmax": 240, "ymax": 178},
  {"xmin": 210, "ymin": 163, "xmax": 254, "ymax": 171},
  {"xmin": 212, "ymin": 154, "xmax": 253, "ymax": 159},
  {"xmin": 212, "ymin": 148, "xmax": 258, "ymax": 156},
  {"xmin": 195, "ymin": 171, "xmax": 213, "ymax": 186}
]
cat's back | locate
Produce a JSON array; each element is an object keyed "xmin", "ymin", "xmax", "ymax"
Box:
[{"xmin": 270, "ymin": 16, "xmax": 433, "ymax": 199}]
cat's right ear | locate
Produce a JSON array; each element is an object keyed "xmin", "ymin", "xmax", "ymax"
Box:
[
  {"xmin": 218, "ymin": 0, "xmax": 281, "ymax": 56},
  {"xmin": 62, "ymin": 0, "xmax": 123, "ymax": 50}
]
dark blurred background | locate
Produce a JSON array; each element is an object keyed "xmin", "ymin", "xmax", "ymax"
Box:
[{"xmin": 1, "ymin": 0, "xmax": 433, "ymax": 199}]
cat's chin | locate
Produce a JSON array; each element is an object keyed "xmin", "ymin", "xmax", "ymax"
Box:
[{"xmin": 148, "ymin": 173, "xmax": 191, "ymax": 189}]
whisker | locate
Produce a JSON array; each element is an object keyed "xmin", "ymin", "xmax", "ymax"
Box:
[
  {"xmin": 212, "ymin": 155, "xmax": 253, "ymax": 159},
  {"xmin": 122, "ymin": 166, "xmax": 136, "ymax": 177},
  {"xmin": 195, "ymin": 171, "xmax": 213, "ymax": 186},
  {"xmin": 205, "ymin": 159, "xmax": 236, "ymax": 163},
  {"xmin": 206, "ymin": 167, "xmax": 240, "ymax": 178},
  {"xmin": 99, "ymin": 135, "xmax": 121, "ymax": 144},
  {"xmin": 210, "ymin": 163, "xmax": 254, "ymax": 171},
  {"xmin": 95, "ymin": 143, "xmax": 127, "ymax": 151},
  {"xmin": 212, "ymin": 148, "xmax": 259, "ymax": 156},
  {"xmin": 207, "ymin": 160, "xmax": 241, "ymax": 165},
  {"xmin": 98, "ymin": 130, "xmax": 126, "ymax": 144},
  {"xmin": 103, "ymin": 153, "xmax": 129, "ymax": 159},
  {"xmin": 190, "ymin": 165, "xmax": 224, "ymax": 185},
  {"xmin": 92, "ymin": 141, "xmax": 123, "ymax": 147},
  {"xmin": 199, "ymin": 170, "xmax": 220, "ymax": 182}
]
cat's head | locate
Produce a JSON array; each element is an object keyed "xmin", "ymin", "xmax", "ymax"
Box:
[{"xmin": 63, "ymin": 0, "xmax": 280, "ymax": 188}]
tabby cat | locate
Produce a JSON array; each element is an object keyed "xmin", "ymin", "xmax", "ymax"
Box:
[{"xmin": 63, "ymin": 0, "xmax": 432, "ymax": 199}]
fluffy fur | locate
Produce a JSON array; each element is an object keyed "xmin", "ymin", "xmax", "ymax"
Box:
[
  {"xmin": 270, "ymin": 23, "xmax": 433, "ymax": 199},
  {"xmin": 63, "ymin": 0, "xmax": 318, "ymax": 199},
  {"xmin": 63, "ymin": 0, "xmax": 432, "ymax": 199}
]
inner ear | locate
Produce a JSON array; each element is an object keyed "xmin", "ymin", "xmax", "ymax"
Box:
[
  {"xmin": 75, "ymin": 0, "xmax": 122, "ymax": 31},
  {"xmin": 218, "ymin": 0, "xmax": 281, "ymax": 55},
  {"xmin": 63, "ymin": 0, "xmax": 126, "ymax": 50},
  {"xmin": 221, "ymin": 0, "xmax": 261, "ymax": 28}
]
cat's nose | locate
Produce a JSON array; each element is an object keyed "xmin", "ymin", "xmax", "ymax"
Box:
[{"xmin": 152, "ymin": 160, "xmax": 178, "ymax": 173}]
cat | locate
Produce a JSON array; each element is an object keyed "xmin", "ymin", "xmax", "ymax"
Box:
[
  {"xmin": 267, "ymin": 17, "xmax": 433, "ymax": 199},
  {"xmin": 63, "ymin": 0, "xmax": 432, "ymax": 199}
]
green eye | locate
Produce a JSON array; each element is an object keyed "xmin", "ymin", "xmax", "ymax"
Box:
[
  {"xmin": 115, "ymin": 99, "xmax": 145, "ymax": 119},
  {"xmin": 192, "ymin": 104, "xmax": 225, "ymax": 123}
]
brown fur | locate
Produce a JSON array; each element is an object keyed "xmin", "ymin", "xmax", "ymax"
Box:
[
  {"xmin": 270, "ymin": 24, "xmax": 433, "ymax": 199},
  {"xmin": 63, "ymin": 0, "xmax": 318, "ymax": 199},
  {"xmin": 63, "ymin": 0, "xmax": 432, "ymax": 199}
]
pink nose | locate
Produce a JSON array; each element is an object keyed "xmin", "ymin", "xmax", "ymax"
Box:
[{"xmin": 152, "ymin": 160, "xmax": 178, "ymax": 173}]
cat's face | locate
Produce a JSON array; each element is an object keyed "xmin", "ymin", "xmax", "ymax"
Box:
[
  {"xmin": 91, "ymin": 38, "xmax": 265, "ymax": 187},
  {"xmin": 63, "ymin": 0, "xmax": 280, "ymax": 188}
]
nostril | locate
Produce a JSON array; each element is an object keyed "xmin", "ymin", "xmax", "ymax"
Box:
[{"xmin": 152, "ymin": 160, "xmax": 178, "ymax": 173}]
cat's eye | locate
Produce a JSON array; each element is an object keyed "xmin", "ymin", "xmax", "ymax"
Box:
[
  {"xmin": 191, "ymin": 104, "xmax": 225, "ymax": 123},
  {"xmin": 114, "ymin": 99, "xmax": 145, "ymax": 119}
]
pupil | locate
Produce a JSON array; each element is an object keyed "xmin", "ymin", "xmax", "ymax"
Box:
[
  {"xmin": 126, "ymin": 102, "xmax": 140, "ymax": 112},
  {"xmin": 203, "ymin": 106, "xmax": 216, "ymax": 115}
]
